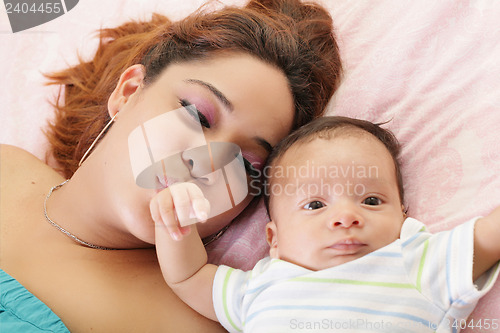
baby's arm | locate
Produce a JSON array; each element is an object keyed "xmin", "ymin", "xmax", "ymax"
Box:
[
  {"xmin": 150, "ymin": 183, "xmax": 218, "ymax": 321},
  {"xmin": 473, "ymin": 205, "xmax": 500, "ymax": 281}
]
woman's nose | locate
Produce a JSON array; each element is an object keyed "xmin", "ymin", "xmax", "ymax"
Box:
[
  {"xmin": 181, "ymin": 146, "xmax": 212, "ymax": 178},
  {"xmin": 181, "ymin": 142, "xmax": 241, "ymax": 182}
]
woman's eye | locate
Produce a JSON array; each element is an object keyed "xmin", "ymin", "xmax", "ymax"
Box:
[
  {"xmin": 303, "ymin": 201, "xmax": 325, "ymax": 210},
  {"xmin": 180, "ymin": 100, "xmax": 211, "ymax": 128},
  {"xmin": 243, "ymin": 158, "xmax": 260, "ymax": 179},
  {"xmin": 363, "ymin": 197, "xmax": 382, "ymax": 206}
]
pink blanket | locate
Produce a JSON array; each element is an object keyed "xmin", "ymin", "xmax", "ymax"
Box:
[{"xmin": 1, "ymin": 0, "xmax": 498, "ymax": 329}]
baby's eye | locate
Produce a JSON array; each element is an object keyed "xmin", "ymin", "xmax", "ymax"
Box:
[
  {"xmin": 303, "ymin": 201, "xmax": 325, "ymax": 210},
  {"xmin": 181, "ymin": 100, "xmax": 211, "ymax": 128},
  {"xmin": 363, "ymin": 197, "xmax": 382, "ymax": 206}
]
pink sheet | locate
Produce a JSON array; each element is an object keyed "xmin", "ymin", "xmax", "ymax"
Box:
[
  {"xmin": 325, "ymin": 0, "xmax": 500, "ymax": 329},
  {"xmin": 1, "ymin": 0, "xmax": 498, "ymax": 329}
]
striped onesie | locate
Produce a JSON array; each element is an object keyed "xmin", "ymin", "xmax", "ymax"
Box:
[{"xmin": 213, "ymin": 218, "xmax": 500, "ymax": 332}]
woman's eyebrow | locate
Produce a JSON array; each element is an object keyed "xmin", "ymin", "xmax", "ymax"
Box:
[
  {"xmin": 184, "ymin": 79, "xmax": 234, "ymax": 112},
  {"xmin": 184, "ymin": 78, "xmax": 273, "ymax": 154}
]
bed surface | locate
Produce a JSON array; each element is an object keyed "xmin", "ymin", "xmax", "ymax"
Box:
[{"xmin": 1, "ymin": 1, "xmax": 498, "ymax": 329}]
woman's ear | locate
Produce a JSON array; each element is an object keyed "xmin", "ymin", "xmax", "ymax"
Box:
[
  {"xmin": 266, "ymin": 221, "xmax": 279, "ymax": 259},
  {"xmin": 108, "ymin": 64, "xmax": 145, "ymax": 117}
]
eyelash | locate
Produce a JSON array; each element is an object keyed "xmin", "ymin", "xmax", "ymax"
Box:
[
  {"xmin": 363, "ymin": 197, "xmax": 382, "ymax": 206},
  {"xmin": 243, "ymin": 158, "xmax": 260, "ymax": 179},
  {"xmin": 303, "ymin": 200, "xmax": 325, "ymax": 210},
  {"xmin": 180, "ymin": 99, "xmax": 260, "ymax": 179},
  {"xmin": 180, "ymin": 99, "xmax": 211, "ymax": 128},
  {"xmin": 303, "ymin": 197, "xmax": 382, "ymax": 210}
]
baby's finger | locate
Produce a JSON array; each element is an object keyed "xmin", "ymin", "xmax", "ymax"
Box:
[
  {"xmin": 158, "ymin": 202, "xmax": 183, "ymax": 241},
  {"xmin": 149, "ymin": 195, "xmax": 163, "ymax": 227},
  {"xmin": 186, "ymin": 184, "xmax": 210, "ymax": 222},
  {"xmin": 153, "ymin": 190, "xmax": 183, "ymax": 241},
  {"xmin": 170, "ymin": 183, "xmax": 194, "ymax": 226}
]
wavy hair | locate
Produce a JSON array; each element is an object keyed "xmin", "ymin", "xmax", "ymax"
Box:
[{"xmin": 45, "ymin": 0, "xmax": 342, "ymax": 178}]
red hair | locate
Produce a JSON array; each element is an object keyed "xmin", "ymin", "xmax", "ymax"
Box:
[{"xmin": 45, "ymin": 0, "xmax": 342, "ymax": 178}]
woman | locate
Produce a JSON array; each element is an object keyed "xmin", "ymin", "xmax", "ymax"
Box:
[{"xmin": 0, "ymin": 0, "xmax": 341, "ymax": 331}]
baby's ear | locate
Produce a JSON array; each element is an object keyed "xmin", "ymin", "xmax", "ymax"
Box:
[{"xmin": 266, "ymin": 221, "xmax": 279, "ymax": 259}]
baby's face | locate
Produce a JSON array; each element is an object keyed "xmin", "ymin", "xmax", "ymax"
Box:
[{"xmin": 266, "ymin": 133, "xmax": 405, "ymax": 271}]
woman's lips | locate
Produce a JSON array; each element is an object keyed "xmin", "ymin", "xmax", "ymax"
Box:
[
  {"xmin": 156, "ymin": 173, "xmax": 217, "ymax": 193},
  {"xmin": 156, "ymin": 175, "xmax": 180, "ymax": 191}
]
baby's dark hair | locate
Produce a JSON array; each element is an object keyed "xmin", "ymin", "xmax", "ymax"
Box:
[{"xmin": 263, "ymin": 116, "xmax": 404, "ymax": 215}]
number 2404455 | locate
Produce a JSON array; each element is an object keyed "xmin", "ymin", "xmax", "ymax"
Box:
[{"xmin": 5, "ymin": 2, "xmax": 62, "ymax": 14}]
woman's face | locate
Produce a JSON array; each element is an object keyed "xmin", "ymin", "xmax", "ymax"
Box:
[{"xmin": 96, "ymin": 53, "xmax": 294, "ymax": 244}]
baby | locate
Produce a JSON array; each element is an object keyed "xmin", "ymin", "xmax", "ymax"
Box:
[{"xmin": 152, "ymin": 116, "xmax": 500, "ymax": 332}]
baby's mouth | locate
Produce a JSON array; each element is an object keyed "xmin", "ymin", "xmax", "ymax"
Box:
[{"xmin": 328, "ymin": 238, "xmax": 367, "ymax": 252}]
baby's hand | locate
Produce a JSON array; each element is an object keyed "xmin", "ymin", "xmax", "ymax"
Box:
[{"xmin": 150, "ymin": 182, "xmax": 210, "ymax": 241}]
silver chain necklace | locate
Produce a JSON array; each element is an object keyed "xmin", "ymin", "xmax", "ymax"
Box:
[
  {"xmin": 43, "ymin": 180, "xmax": 119, "ymax": 250},
  {"xmin": 44, "ymin": 180, "xmax": 230, "ymax": 250}
]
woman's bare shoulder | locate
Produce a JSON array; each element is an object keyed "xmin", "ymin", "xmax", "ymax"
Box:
[
  {"xmin": 1, "ymin": 144, "xmax": 45, "ymax": 166},
  {"xmin": 1, "ymin": 144, "xmax": 61, "ymax": 181},
  {"xmin": 1, "ymin": 144, "xmax": 41, "ymax": 172},
  {"xmin": 0, "ymin": 144, "xmax": 63, "ymax": 200}
]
